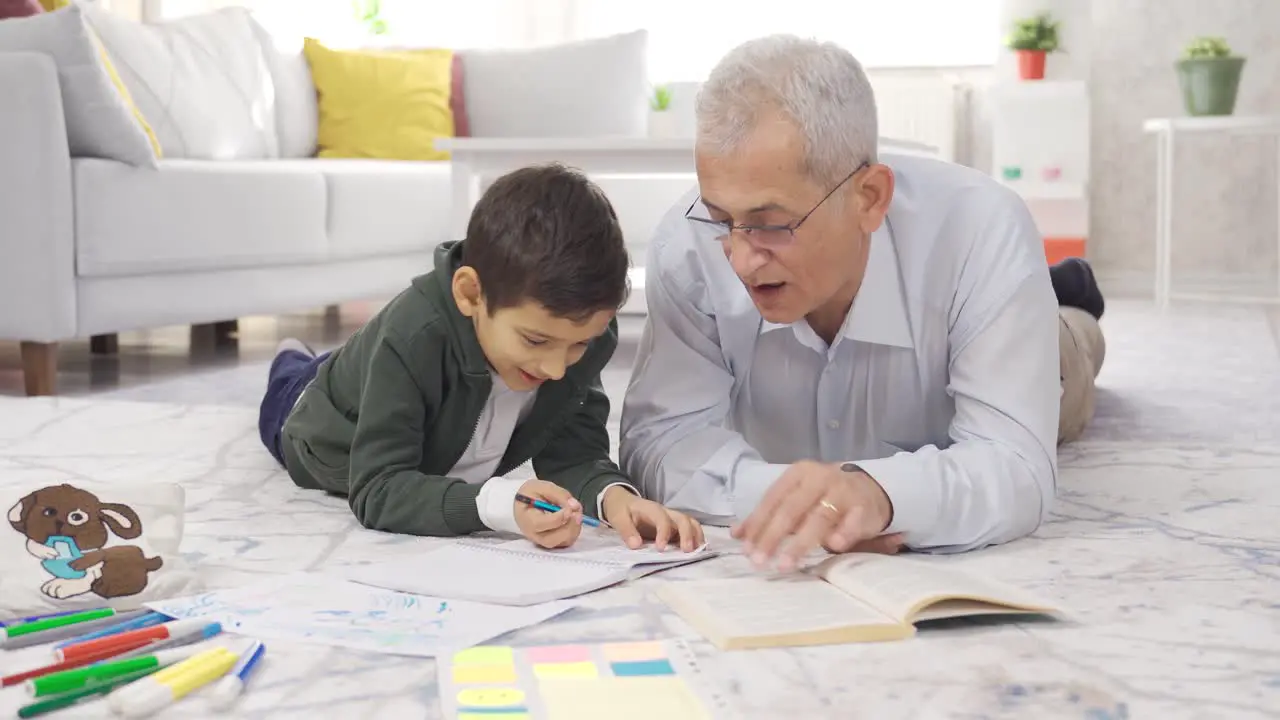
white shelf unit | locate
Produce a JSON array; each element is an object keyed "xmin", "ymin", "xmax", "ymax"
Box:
[{"xmin": 989, "ymin": 80, "xmax": 1090, "ymax": 260}]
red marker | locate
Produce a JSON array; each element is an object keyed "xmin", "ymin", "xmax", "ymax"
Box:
[
  {"xmin": 57, "ymin": 619, "xmax": 217, "ymax": 663},
  {"xmin": 2, "ymin": 637, "xmax": 160, "ymax": 687}
]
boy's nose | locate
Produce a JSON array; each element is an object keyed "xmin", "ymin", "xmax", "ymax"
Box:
[{"xmin": 539, "ymin": 355, "xmax": 566, "ymax": 381}]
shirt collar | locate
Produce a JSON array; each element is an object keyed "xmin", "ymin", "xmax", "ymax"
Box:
[{"xmin": 760, "ymin": 222, "xmax": 914, "ymax": 350}]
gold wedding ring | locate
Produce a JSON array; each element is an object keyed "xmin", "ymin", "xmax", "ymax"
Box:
[{"xmin": 819, "ymin": 499, "xmax": 840, "ymax": 515}]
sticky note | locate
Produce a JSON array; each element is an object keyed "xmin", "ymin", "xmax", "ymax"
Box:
[
  {"xmin": 532, "ymin": 661, "xmax": 599, "ymax": 679},
  {"xmin": 525, "ymin": 644, "xmax": 592, "ymax": 664},
  {"xmin": 611, "ymin": 659, "xmax": 676, "ymax": 677},
  {"xmin": 456, "ymin": 687, "xmax": 526, "ymax": 708},
  {"xmin": 453, "ymin": 664, "xmax": 518, "ymax": 684},
  {"xmin": 454, "ymin": 646, "xmax": 515, "ymax": 666},
  {"xmin": 540, "ymin": 676, "xmax": 710, "ymax": 720},
  {"xmin": 602, "ymin": 640, "xmax": 667, "ymax": 662}
]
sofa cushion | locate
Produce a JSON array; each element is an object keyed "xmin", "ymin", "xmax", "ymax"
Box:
[
  {"xmin": 0, "ymin": 0, "xmax": 42, "ymax": 18},
  {"xmin": 83, "ymin": 5, "xmax": 278, "ymax": 160},
  {"xmin": 0, "ymin": 5, "xmax": 158, "ymax": 167},
  {"xmin": 317, "ymin": 159, "xmax": 453, "ymax": 257},
  {"xmin": 74, "ymin": 158, "xmax": 328, "ymax": 277},
  {"xmin": 458, "ymin": 30, "xmax": 648, "ymax": 138}
]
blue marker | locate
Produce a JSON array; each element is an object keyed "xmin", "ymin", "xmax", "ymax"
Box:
[
  {"xmin": 55, "ymin": 611, "xmax": 168, "ymax": 649},
  {"xmin": 514, "ymin": 493, "xmax": 601, "ymax": 528},
  {"xmin": 208, "ymin": 640, "xmax": 266, "ymax": 709}
]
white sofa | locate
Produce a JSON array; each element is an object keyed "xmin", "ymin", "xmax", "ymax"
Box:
[{"xmin": 0, "ymin": 7, "xmax": 680, "ymax": 396}]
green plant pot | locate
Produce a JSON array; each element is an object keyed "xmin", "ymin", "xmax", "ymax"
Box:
[{"xmin": 1175, "ymin": 57, "xmax": 1245, "ymax": 116}]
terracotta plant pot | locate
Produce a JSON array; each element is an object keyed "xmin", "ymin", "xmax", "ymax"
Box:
[
  {"xmin": 1017, "ymin": 49, "xmax": 1047, "ymax": 80},
  {"xmin": 1176, "ymin": 56, "xmax": 1245, "ymax": 116}
]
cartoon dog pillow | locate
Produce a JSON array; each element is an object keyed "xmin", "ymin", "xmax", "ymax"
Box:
[{"xmin": 2, "ymin": 482, "xmax": 200, "ymax": 615}]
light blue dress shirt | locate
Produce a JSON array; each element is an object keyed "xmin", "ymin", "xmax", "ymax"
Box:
[{"xmin": 619, "ymin": 153, "xmax": 1062, "ymax": 553}]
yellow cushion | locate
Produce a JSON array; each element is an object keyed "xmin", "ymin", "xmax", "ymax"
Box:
[
  {"xmin": 42, "ymin": 0, "xmax": 162, "ymax": 159},
  {"xmin": 303, "ymin": 37, "xmax": 454, "ymax": 161}
]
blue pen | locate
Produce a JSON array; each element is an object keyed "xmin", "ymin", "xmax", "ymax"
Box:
[
  {"xmin": 208, "ymin": 640, "xmax": 265, "ymax": 709},
  {"xmin": 515, "ymin": 493, "xmax": 601, "ymax": 528},
  {"xmin": 55, "ymin": 610, "xmax": 168, "ymax": 649},
  {"xmin": 0, "ymin": 608, "xmax": 91, "ymax": 628}
]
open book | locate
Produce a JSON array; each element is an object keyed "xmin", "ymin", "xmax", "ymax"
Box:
[
  {"xmin": 344, "ymin": 532, "xmax": 717, "ymax": 606},
  {"xmin": 655, "ymin": 553, "xmax": 1063, "ymax": 650}
]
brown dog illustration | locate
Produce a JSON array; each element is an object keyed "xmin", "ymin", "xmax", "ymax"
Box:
[{"xmin": 8, "ymin": 484, "xmax": 163, "ymax": 600}]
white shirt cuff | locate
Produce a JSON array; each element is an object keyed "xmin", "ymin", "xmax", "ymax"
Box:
[
  {"xmin": 475, "ymin": 477, "xmax": 526, "ymax": 536},
  {"xmin": 849, "ymin": 454, "xmax": 938, "ymax": 539},
  {"xmin": 595, "ymin": 482, "xmax": 639, "ymax": 526}
]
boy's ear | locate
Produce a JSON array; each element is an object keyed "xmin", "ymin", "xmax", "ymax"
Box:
[{"xmin": 451, "ymin": 266, "xmax": 485, "ymax": 318}]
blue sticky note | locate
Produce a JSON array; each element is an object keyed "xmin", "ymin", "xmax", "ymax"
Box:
[{"xmin": 609, "ymin": 659, "xmax": 675, "ymax": 677}]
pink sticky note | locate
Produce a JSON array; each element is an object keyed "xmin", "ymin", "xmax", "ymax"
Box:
[{"xmin": 525, "ymin": 644, "xmax": 592, "ymax": 664}]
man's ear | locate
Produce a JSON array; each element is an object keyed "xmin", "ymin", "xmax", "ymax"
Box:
[
  {"xmin": 853, "ymin": 163, "xmax": 895, "ymax": 234},
  {"xmin": 7, "ymin": 495, "xmax": 32, "ymax": 534},
  {"xmin": 451, "ymin": 266, "xmax": 485, "ymax": 318}
]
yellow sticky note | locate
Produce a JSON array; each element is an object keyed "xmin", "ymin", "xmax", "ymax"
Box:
[
  {"xmin": 453, "ymin": 646, "xmax": 514, "ymax": 666},
  {"xmin": 539, "ymin": 676, "xmax": 710, "ymax": 720},
  {"xmin": 532, "ymin": 661, "xmax": 599, "ymax": 679},
  {"xmin": 453, "ymin": 664, "xmax": 518, "ymax": 685},
  {"xmin": 456, "ymin": 687, "xmax": 525, "ymax": 708}
]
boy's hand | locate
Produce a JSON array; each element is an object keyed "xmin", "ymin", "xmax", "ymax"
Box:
[
  {"xmin": 601, "ymin": 486, "xmax": 705, "ymax": 552},
  {"xmin": 514, "ymin": 479, "xmax": 583, "ymax": 549}
]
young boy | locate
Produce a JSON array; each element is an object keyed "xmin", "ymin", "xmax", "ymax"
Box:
[{"xmin": 257, "ymin": 164, "xmax": 703, "ymax": 552}]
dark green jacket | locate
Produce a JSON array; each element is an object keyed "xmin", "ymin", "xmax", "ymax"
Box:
[{"xmin": 281, "ymin": 241, "xmax": 629, "ymax": 536}]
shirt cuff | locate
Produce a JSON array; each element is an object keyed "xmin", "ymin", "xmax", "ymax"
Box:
[
  {"xmin": 595, "ymin": 481, "xmax": 639, "ymax": 526},
  {"xmin": 850, "ymin": 453, "xmax": 939, "ymax": 539},
  {"xmin": 727, "ymin": 458, "xmax": 790, "ymax": 521},
  {"xmin": 474, "ymin": 477, "xmax": 526, "ymax": 536}
]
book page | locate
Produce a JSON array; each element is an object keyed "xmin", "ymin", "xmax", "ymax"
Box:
[
  {"xmin": 494, "ymin": 532, "xmax": 711, "ymax": 568},
  {"xmin": 657, "ymin": 575, "xmax": 902, "ymax": 649},
  {"xmin": 818, "ymin": 554, "xmax": 1060, "ymax": 624}
]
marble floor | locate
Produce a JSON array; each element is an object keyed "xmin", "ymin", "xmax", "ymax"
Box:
[{"xmin": 0, "ymin": 299, "xmax": 1277, "ymax": 719}]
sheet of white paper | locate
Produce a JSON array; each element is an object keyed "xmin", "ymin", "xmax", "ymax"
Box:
[
  {"xmin": 145, "ymin": 572, "xmax": 576, "ymax": 657},
  {"xmin": 493, "ymin": 531, "xmax": 712, "ymax": 568}
]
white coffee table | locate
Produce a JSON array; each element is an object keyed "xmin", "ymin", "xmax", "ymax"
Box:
[{"xmin": 435, "ymin": 136, "xmax": 938, "ymax": 314}]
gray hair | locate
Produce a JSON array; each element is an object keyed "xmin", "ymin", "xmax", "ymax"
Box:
[{"xmin": 695, "ymin": 35, "xmax": 878, "ymax": 187}]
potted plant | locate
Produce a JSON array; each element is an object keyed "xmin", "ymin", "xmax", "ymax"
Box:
[
  {"xmin": 1004, "ymin": 12, "xmax": 1060, "ymax": 80},
  {"xmin": 648, "ymin": 84, "xmax": 677, "ymax": 138},
  {"xmin": 352, "ymin": 0, "xmax": 388, "ymax": 36},
  {"xmin": 1176, "ymin": 37, "xmax": 1245, "ymax": 116}
]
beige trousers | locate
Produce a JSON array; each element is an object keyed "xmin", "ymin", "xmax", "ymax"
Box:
[{"xmin": 1058, "ymin": 307, "xmax": 1105, "ymax": 445}]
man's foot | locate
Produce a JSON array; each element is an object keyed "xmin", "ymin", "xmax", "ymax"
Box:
[
  {"xmin": 1050, "ymin": 257, "xmax": 1105, "ymax": 320},
  {"xmin": 275, "ymin": 338, "xmax": 315, "ymax": 358}
]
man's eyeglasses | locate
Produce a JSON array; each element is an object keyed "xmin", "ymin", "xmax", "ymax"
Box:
[{"xmin": 684, "ymin": 161, "xmax": 870, "ymax": 248}]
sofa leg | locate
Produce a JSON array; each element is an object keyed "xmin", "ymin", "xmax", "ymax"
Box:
[
  {"xmin": 90, "ymin": 333, "xmax": 119, "ymax": 355},
  {"xmin": 20, "ymin": 342, "xmax": 58, "ymax": 397},
  {"xmin": 190, "ymin": 320, "xmax": 238, "ymax": 354}
]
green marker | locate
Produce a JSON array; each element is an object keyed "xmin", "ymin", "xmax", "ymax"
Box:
[
  {"xmin": 17, "ymin": 667, "xmax": 159, "ymax": 719},
  {"xmin": 0, "ymin": 608, "xmax": 116, "ymax": 644},
  {"xmin": 28, "ymin": 645, "xmax": 203, "ymax": 697}
]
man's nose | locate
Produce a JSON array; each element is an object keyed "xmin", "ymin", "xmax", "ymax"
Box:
[{"xmin": 724, "ymin": 232, "xmax": 770, "ymax": 278}]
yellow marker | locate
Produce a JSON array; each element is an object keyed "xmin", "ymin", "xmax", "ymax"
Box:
[
  {"xmin": 108, "ymin": 647, "xmax": 239, "ymax": 718},
  {"xmin": 149, "ymin": 647, "xmax": 230, "ymax": 685}
]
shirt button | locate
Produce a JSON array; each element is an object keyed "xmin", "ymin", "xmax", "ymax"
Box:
[{"xmin": 827, "ymin": 419, "xmax": 840, "ymax": 430}]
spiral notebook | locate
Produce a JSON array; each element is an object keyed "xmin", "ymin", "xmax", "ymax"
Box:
[{"xmin": 344, "ymin": 534, "xmax": 718, "ymax": 606}]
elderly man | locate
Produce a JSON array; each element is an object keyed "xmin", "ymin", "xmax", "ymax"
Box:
[{"xmin": 618, "ymin": 35, "xmax": 1106, "ymax": 571}]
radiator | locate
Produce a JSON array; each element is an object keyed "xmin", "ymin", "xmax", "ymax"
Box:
[{"xmin": 867, "ymin": 73, "xmax": 966, "ymax": 163}]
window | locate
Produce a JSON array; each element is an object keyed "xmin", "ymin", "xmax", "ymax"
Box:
[{"xmin": 573, "ymin": 0, "xmax": 1001, "ymax": 82}]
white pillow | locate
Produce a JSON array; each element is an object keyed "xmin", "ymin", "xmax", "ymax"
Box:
[
  {"xmin": 459, "ymin": 30, "xmax": 649, "ymax": 138},
  {"xmin": 246, "ymin": 14, "xmax": 317, "ymax": 159},
  {"xmin": 0, "ymin": 4, "xmax": 157, "ymax": 167},
  {"xmin": 1, "ymin": 481, "xmax": 200, "ymax": 617},
  {"xmin": 82, "ymin": 4, "xmax": 279, "ymax": 160}
]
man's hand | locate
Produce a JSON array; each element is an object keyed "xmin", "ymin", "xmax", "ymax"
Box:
[
  {"xmin": 731, "ymin": 460, "xmax": 896, "ymax": 571},
  {"xmin": 513, "ymin": 479, "xmax": 584, "ymax": 549},
  {"xmin": 600, "ymin": 486, "xmax": 706, "ymax": 552}
]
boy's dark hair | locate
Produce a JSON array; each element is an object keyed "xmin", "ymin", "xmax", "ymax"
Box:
[{"xmin": 463, "ymin": 163, "xmax": 630, "ymax": 320}]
